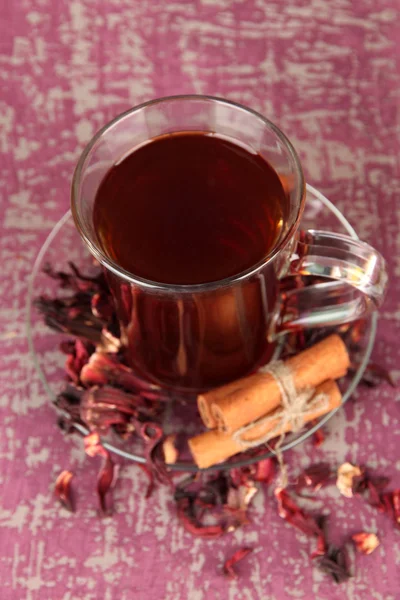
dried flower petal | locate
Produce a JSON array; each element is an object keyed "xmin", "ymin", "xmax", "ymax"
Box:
[
  {"xmin": 227, "ymin": 484, "xmax": 258, "ymax": 514},
  {"xmin": 97, "ymin": 456, "xmax": 116, "ymax": 515},
  {"xmin": 176, "ymin": 497, "xmax": 225, "ymax": 538},
  {"xmin": 313, "ymin": 428, "xmax": 325, "ymax": 447},
  {"xmin": 336, "ymin": 463, "xmax": 362, "ymax": 498},
  {"xmin": 380, "ymin": 489, "xmax": 400, "ymax": 528},
  {"xmin": 61, "ymin": 339, "xmax": 92, "ymax": 384},
  {"xmin": 35, "ymin": 294, "xmax": 105, "ymax": 345},
  {"xmin": 310, "ymin": 530, "xmax": 327, "ymax": 559},
  {"xmin": 43, "ymin": 262, "xmax": 105, "ymax": 293},
  {"xmin": 275, "ymin": 488, "xmax": 324, "ymax": 539},
  {"xmin": 80, "ymin": 352, "xmax": 160, "ymax": 395},
  {"xmin": 80, "ymin": 386, "xmax": 154, "ymax": 434},
  {"xmin": 393, "ymin": 490, "xmax": 400, "ymax": 524},
  {"xmin": 297, "ymin": 463, "xmax": 333, "ymax": 493},
  {"xmin": 223, "ymin": 547, "xmax": 253, "ymax": 579},
  {"xmin": 317, "ymin": 545, "xmax": 350, "ymax": 583},
  {"xmin": 229, "ymin": 458, "xmax": 275, "ymax": 490},
  {"xmin": 138, "ymin": 422, "xmax": 171, "ymax": 498},
  {"xmin": 54, "ymin": 470, "xmax": 74, "ymax": 511},
  {"xmin": 253, "ymin": 458, "xmax": 275, "ymax": 484},
  {"xmin": 84, "ymin": 432, "xmax": 108, "ymax": 458},
  {"xmin": 352, "ymin": 532, "xmax": 380, "ymax": 555},
  {"xmin": 55, "ymin": 384, "xmax": 84, "ymax": 422},
  {"xmin": 173, "ymin": 472, "xmax": 253, "ymax": 538},
  {"xmin": 91, "ymin": 292, "xmax": 114, "ymax": 321},
  {"xmin": 98, "ymin": 327, "xmax": 121, "ymax": 353}
]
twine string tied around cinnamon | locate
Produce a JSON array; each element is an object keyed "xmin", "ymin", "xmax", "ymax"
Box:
[{"xmin": 233, "ymin": 360, "xmax": 329, "ymax": 449}]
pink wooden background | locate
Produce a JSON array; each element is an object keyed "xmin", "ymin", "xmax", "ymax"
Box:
[{"xmin": 0, "ymin": 1, "xmax": 399, "ymax": 598}]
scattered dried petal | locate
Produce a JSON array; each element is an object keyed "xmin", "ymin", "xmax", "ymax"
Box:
[
  {"xmin": 297, "ymin": 463, "xmax": 333, "ymax": 493},
  {"xmin": 317, "ymin": 545, "xmax": 350, "ymax": 583},
  {"xmin": 80, "ymin": 352, "xmax": 161, "ymax": 395},
  {"xmin": 97, "ymin": 456, "xmax": 116, "ymax": 515},
  {"xmin": 313, "ymin": 428, "xmax": 325, "ymax": 447},
  {"xmin": 223, "ymin": 547, "xmax": 253, "ymax": 579},
  {"xmin": 176, "ymin": 497, "xmax": 225, "ymax": 538},
  {"xmin": 226, "ymin": 484, "xmax": 258, "ymax": 517},
  {"xmin": 62, "ymin": 339, "xmax": 92, "ymax": 383},
  {"xmin": 336, "ymin": 463, "xmax": 362, "ymax": 498},
  {"xmin": 352, "ymin": 532, "xmax": 380, "ymax": 555},
  {"xmin": 380, "ymin": 489, "xmax": 400, "ymax": 528},
  {"xmin": 84, "ymin": 432, "xmax": 108, "ymax": 458},
  {"xmin": 162, "ymin": 435, "xmax": 178, "ymax": 465},
  {"xmin": 229, "ymin": 458, "xmax": 275, "ymax": 490},
  {"xmin": 253, "ymin": 458, "xmax": 275, "ymax": 484},
  {"xmin": 275, "ymin": 488, "xmax": 324, "ymax": 539},
  {"xmin": 138, "ymin": 422, "xmax": 172, "ymax": 497},
  {"xmin": 173, "ymin": 472, "xmax": 253, "ymax": 538},
  {"xmin": 91, "ymin": 292, "xmax": 114, "ymax": 321},
  {"xmin": 80, "ymin": 386, "xmax": 154, "ymax": 434},
  {"xmin": 310, "ymin": 530, "xmax": 327, "ymax": 559},
  {"xmin": 54, "ymin": 470, "xmax": 74, "ymax": 511},
  {"xmin": 55, "ymin": 384, "xmax": 84, "ymax": 422},
  {"xmin": 98, "ymin": 327, "xmax": 121, "ymax": 353},
  {"xmin": 43, "ymin": 262, "xmax": 105, "ymax": 293}
]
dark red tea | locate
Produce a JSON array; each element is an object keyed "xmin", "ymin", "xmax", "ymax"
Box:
[
  {"xmin": 93, "ymin": 133, "xmax": 288, "ymax": 390},
  {"xmin": 93, "ymin": 133, "xmax": 287, "ymax": 285}
]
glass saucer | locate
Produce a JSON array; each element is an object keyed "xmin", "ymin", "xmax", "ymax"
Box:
[{"xmin": 27, "ymin": 184, "xmax": 376, "ymax": 472}]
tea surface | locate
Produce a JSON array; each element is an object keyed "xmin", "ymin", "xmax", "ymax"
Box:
[{"xmin": 93, "ymin": 133, "xmax": 287, "ymax": 285}]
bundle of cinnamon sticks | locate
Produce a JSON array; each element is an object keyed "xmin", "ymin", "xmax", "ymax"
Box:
[{"xmin": 189, "ymin": 335, "xmax": 350, "ymax": 469}]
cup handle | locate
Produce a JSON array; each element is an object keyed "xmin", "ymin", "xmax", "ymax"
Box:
[{"xmin": 270, "ymin": 229, "xmax": 388, "ymax": 337}]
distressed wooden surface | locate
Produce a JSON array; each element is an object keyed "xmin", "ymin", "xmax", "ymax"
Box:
[{"xmin": 0, "ymin": 1, "xmax": 399, "ymax": 598}]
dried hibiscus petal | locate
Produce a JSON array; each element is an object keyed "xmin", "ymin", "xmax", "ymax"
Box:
[
  {"xmin": 35, "ymin": 295, "xmax": 105, "ymax": 345},
  {"xmin": 336, "ymin": 462, "xmax": 362, "ymax": 498},
  {"xmin": 43, "ymin": 262, "xmax": 105, "ymax": 293},
  {"xmin": 54, "ymin": 470, "xmax": 74, "ymax": 511},
  {"xmin": 98, "ymin": 327, "xmax": 121, "ymax": 353},
  {"xmin": 83, "ymin": 433, "xmax": 116, "ymax": 514},
  {"xmin": 91, "ymin": 291, "xmax": 115, "ymax": 321},
  {"xmin": 317, "ymin": 545, "xmax": 350, "ymax": 583},
  {"xmin": 138, "ymin": 422, "xmax": 172, "ymax": 498},
  {"xmin": 311, "ymin": 529, "xmax": 327, "ymax": 559},
  {"xmin": 225, "ymin": 485, "xmax": 257, "ymax": 530},
  {"xmin": 229, "ymin": 458, "xmax": 275, "ymax": 489},
  {"xmin": 55, "ymin": 384, "xmax": 84, "ymax": 422},
  {"xmin": 61, "ymin": 339, "xmax": 92, "ymax": 384},
  {"xmin": 223, "ymin": 547, "xmax": 253, "ymax": 579},
  {"xmin": 352, "ymin": 532, "xmax": 380, "ymax": 555},
  {"xmin": 84, "ymin": 432, "xmax": 108, "ymax": 458},
  {"xmin": 297, "ymin": 463, "xmax": 333, "ymax": 493},
  {"xmin": 380, "ymin": 489, "xmax": 400, "ymax": 528},
  {"xmin": 80, "ymin": 386, "xmax": 153, "ymax": 434},
  {"xmin": 173, "ymin": 472, "xmax": 252, "ymax": 538},
  {"xmin": 97, "ymin": 455, "xmax": 116, "ymax": 515},
  {"xmin": 80, "ymin": 352, "xmax": 160, "ymax": 395},
  {"xmin": 176, "ymin": 497, "xmax": 225, "ymax": 538},
  {"xmin": 312, "ymin": 427, "xmax": 325, "ymax": 447},
  {"xmin": 253, "ymin": 458, "xmax": 275, "ymax": 484},
  {"xmin": 275, "ymin": 488, "xmax": 323, "ymax": 538}
]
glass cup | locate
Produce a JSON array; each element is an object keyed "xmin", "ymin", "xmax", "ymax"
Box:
[{"xmin": 71, "ymin": 95, "xmax": 387, "ymax": 392}]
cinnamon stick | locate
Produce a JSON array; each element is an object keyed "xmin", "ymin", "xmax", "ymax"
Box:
[
  {"xmin": 189, "ymin": 379, "xmax": 341, "ymax": 469},
  {"xmin": 201, "ymin": 334, "xmax": 348, "ymax": 433}
]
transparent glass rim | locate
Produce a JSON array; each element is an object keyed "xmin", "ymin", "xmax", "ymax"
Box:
[
  {"xmin": 71, "ymin": 94, "xmax": 306, "ymax": 293},
  {"xmin": 27, "ymin": 184, "xmax": 377, "ymax": 472}
]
